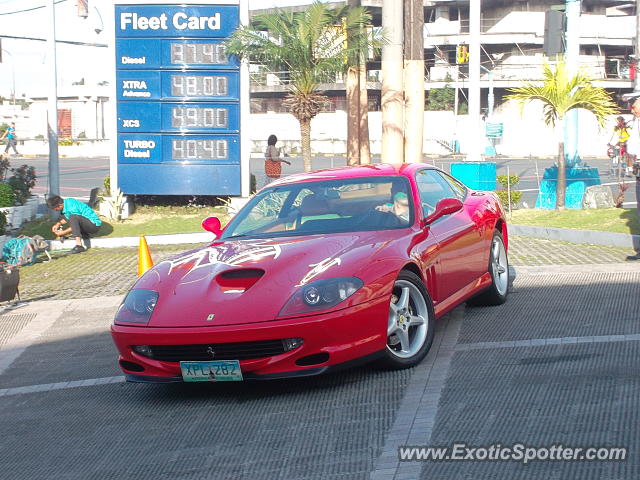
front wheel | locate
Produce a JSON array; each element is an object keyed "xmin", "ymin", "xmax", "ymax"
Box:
[
  {"xmin": 377, "ymin": 271, "xmax": 435, "ymax": 369},
  {"xmin": 469, "ymin": 230, "xmax": 509, "ymax": 306}
]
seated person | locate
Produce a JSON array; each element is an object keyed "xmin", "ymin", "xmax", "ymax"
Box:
[{"xmin": 375, "ymin": 192, "xmax": 410, "ymax": 222}]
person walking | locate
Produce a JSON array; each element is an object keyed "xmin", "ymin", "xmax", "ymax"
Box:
[
  {"xmin": 608, "ymin": 116, "xmax": 631, "ymax": 175},
  {"xmin": 624, "ymin": 99, "xmax": 640, "ymax": 260},
  {"xmin": 1, "ymin": 122, "xmax": 19, "ymax": 155},
  {"xmin": 46, "ymin": 195, "xmax": 102, "ymax": 254},
  {"xmin": 264, "ymin": 134, "xmax": 290, "ymax": 184}
]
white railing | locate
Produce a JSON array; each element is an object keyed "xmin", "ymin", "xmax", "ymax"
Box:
[
  {"xmin": 428, "ymin": 59, "xmax": 633, "ymax": 83},
  {"xmin": 250, "ymin": 58, "xmax": 633, "ymax": 91}
]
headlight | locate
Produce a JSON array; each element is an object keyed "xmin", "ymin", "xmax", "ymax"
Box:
[
  {"xmin": 114, "ymin": 289, "xmax": 158, "ymax": 325},
  {"xmin": 278, "ymin": 277, "xmax": 363, "ymax": 316}
]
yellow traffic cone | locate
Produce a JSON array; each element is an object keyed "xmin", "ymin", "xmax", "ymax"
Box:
[{"xmin": 137, "ymin": 235, "xmax": 154, "ymax": 276}]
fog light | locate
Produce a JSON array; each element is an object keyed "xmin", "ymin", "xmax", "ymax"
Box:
[
  {"xmin": 132, "ymin": 345, "xmax": 153, "ymax": 358},
  {"xmin": 282, "ymin": 338, "xmax": 304, "ymax": 352}
]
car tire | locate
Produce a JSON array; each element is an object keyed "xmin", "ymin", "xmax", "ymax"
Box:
[
  {"xmin": 468, "ymin": 230, "xmax": 509, "ymax": 306},
  {"xmin": 377, "ymin": 270, "xmax": 435, "ymax": 370}
]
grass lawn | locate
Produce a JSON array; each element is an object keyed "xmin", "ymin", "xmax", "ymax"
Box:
[
  {"xmin": 19, "ymin": 205, "xmax": 230, "ymax": 240},
  {"xmin": 509, "ymin": 208, "xmax": 639, "ymax": 235}
]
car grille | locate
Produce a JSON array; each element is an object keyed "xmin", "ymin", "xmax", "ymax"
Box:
[{"xmin": 147, "ymin": 340, "xmax": 287, "ymax": 362}]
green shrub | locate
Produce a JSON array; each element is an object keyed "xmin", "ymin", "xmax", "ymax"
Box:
[
  {"xmin": 496, "ymin": 174, "xmax": 521, "ymax": 208},
  {"xmin": 0, "ymin": 156, "xmax": 10, "ymax": 182},
  {"xmin": 0, "ymin": 183, "xmax": 15, "ymax": 207},
  {"xmin": 8, "ymin": 164, "xmax": 36, "ymax": 205},
  {"xmin": 497, "ymin": 174, "xmax": 520, "ymax": 189},
  {"xmin": 0, "ymin": 210, "xmax": 6, "ymax": 235},
  {"xmin": 103, "ymin": 175, "xmax": 111, "ymax": 196},
  {"xmin": 496, "ymin": 190, "xmax": 522, "ymax": 208}
]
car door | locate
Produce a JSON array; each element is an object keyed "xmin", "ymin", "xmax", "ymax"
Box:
[{"xmin": 415, "ymin": 169, "xmax": 484, "ymax": 302}]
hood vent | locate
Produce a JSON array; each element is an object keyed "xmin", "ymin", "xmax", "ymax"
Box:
[{"xmin": 216, "ymin": 268, "xmax": 265, "ymax": 294}]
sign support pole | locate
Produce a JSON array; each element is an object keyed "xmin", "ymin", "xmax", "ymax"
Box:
[{"xmin": 47, "ymin": 0, "xmax": 60, "ymax": 199}]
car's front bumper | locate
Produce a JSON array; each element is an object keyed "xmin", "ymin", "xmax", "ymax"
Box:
[{"xmin": 111, "ymin": 297, "xmax": 389, "ymax": 383}]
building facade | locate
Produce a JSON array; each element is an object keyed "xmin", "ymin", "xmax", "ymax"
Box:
[{"xmin": 248, "ymin": 0, "xmax": 636, "ymax": 157}]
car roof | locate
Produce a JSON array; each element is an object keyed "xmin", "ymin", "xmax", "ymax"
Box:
[{"xmin": 270, "ymin": 162, "xmax": 438, "ymax": 186}]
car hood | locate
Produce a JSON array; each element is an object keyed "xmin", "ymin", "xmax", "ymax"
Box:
[{"xmin": 137, "ymin": 231, "xmax": 405, "ymax": 327}]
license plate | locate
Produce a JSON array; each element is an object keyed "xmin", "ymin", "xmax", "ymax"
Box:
[{"xmin": 180, "ymin": 360, "xmax": 243, "ymax": 382}]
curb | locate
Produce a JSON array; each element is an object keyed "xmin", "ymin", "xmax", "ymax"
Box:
[
  {"xmin": 50, "ymin": 231, "xmax": 214, "ymax": 251},
  {"xmin": 510, "ymin": 224, "xmax": 640, "ymax": 249},
  {"xmin": 45, "ymin": 226, "xmax": 639, "ymax": 252}
]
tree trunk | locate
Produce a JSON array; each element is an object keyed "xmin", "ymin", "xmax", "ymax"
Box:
[
  {"xmin": 300, "ymin": 118, "xmax": 312, "ymax": 172},
  {"xmin": 359, "ymin": 64, "xmax": 371, "ymax": 164},
  {"xmin": 347, "ymin": 65, "xmax": 360, "ymax": 165},
  {"xmin": 556, "ymin": 134, "xmax": 566, "ymax": 210}
]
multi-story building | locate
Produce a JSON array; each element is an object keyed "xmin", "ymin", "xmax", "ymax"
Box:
[
  {"xmin": 248, "ymin": 1, "xmax": 637, "ymax": 157},
  {"xmin": 425, "ymin": 0, "xmax": 635, "ymax": 112}
]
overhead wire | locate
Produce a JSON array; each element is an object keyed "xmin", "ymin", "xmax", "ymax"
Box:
[{"xmin": 0, "ymin": 0, "xmax": 66, "ymax": 16}]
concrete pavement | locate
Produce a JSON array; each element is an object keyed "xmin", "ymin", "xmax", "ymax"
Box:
[
  {"xmin": 0, "ymin": 235, "xmax": 638, "ymax": 479},
  {"xmin": 14, "ymin": 234, "xmax": 635, "ymax": 303}
]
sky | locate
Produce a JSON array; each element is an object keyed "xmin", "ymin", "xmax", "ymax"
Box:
[{"xmin": 0, "ymin": 0, "xmax": 324, "ymax": 98}]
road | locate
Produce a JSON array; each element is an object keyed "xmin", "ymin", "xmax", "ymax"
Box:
[
  {"xmin": 10, "ymin": 154, "xmax": 637, "ymax": 207},
  {"xmin": 8, "ymin": 156, "xmax": 109, "ymax": 201}
]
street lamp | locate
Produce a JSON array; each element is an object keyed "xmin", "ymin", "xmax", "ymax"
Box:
[
  {"xmin": 92, "ymin": 6, "xmax": 104, "ymax": 35},
  {"xmin": 0, "ymin": 48, "xmax": 16, "ymax": 118},
  {"xmin": 480, "ymin": 65, "xmax": 494, "ymax": 118}
]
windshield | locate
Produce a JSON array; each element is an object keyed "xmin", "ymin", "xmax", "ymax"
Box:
[{"xmin": 221, "ymin": 176, "xmax": 414, "ymax": 239}]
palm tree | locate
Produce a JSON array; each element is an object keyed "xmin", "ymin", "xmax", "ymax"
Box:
[
  {"xmin": 226, "ymin": 1, "xmax": 380, "ymax": 171},
  {"xmin": 507, "ymin": 61, "xmax": 618, "ymax": 209}
]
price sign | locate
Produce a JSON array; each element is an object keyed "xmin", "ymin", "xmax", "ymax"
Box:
[{"xmin": 115, "ymin": 2, "xmax": 241, "ymax": 196}]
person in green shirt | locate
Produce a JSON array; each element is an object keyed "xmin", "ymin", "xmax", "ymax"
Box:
[{"xmin": 46, "ymin": 195, "xmax": 102, "ymax": 254}]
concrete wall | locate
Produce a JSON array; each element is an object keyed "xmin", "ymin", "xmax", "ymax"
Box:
[
  {"xmin": 247, "ymin": 106, "xmax": 615, "ymax": 158},
  {"xmin": 10, "ymin": 105, "xmax": 616, "ymax": 160}
]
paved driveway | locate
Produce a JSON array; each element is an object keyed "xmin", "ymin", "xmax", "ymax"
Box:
[{"xmin": 1, "ymin": 239, "xmax": 639, "ymax": 479}]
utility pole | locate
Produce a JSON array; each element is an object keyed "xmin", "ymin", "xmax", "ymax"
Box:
[
  {"xmin": 466, "ymin": 0, "xmax": 482, "ymax": 161},
  {"xmin": 403, "ymin": 0, "xmax": 424, "ymax": 164},
  {"xmin": 635, "ymin": 0, "xmax": 640, "ymax": 91},
  {"xmin": 564, "ymin": 0, "xmax": 580, "ymax": 166},
  {"xmin": 381, "ymin": 0, "xmax": 404, "ymax": 163},
  {"xmin": 451, "ymin": 0, "xmax": 497, "ymax": 191},
  {"xmin": 47, "ymin": 0, "xmax": 60, "ymax": 198}
]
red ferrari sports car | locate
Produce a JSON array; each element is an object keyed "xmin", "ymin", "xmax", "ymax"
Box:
[{"xmin": 111, "ymin": 163, "xmax": 509, "ymax": 383}]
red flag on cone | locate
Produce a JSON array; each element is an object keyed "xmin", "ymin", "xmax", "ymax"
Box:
[{"xmin": 137, "ymin": 235, "xmax": 154, "ymax": 276}]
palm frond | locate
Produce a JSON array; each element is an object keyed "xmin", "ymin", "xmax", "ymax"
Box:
[
  {"xmin": 225, "ymin": 0, "xmax": 382, "ymax": 99},
  {"xmin": 506, "ymin": 60, "xmax": 619, "ymax": 128}
]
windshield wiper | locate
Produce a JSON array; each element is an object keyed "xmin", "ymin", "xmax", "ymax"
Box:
[{"xmin": 221, "ymin": 233, "xmax": 253, "ymax": 240}]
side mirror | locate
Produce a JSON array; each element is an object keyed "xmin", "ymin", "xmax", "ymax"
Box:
[
  {"xmin": 424, "ymin": 198, "xmax": 463, "ymax": 225},
  {"xmin": 202, "ymin": 216, "xmax": 223, "ymax": 238}
]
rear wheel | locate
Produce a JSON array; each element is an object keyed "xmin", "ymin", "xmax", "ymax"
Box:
[
  {"xmin": 469, "ymin": 230, "xmax": 509, "ymax": 306},
  {"xmin": 378, "ymin": 271, "xmax": 435, "ymax": 369}
]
